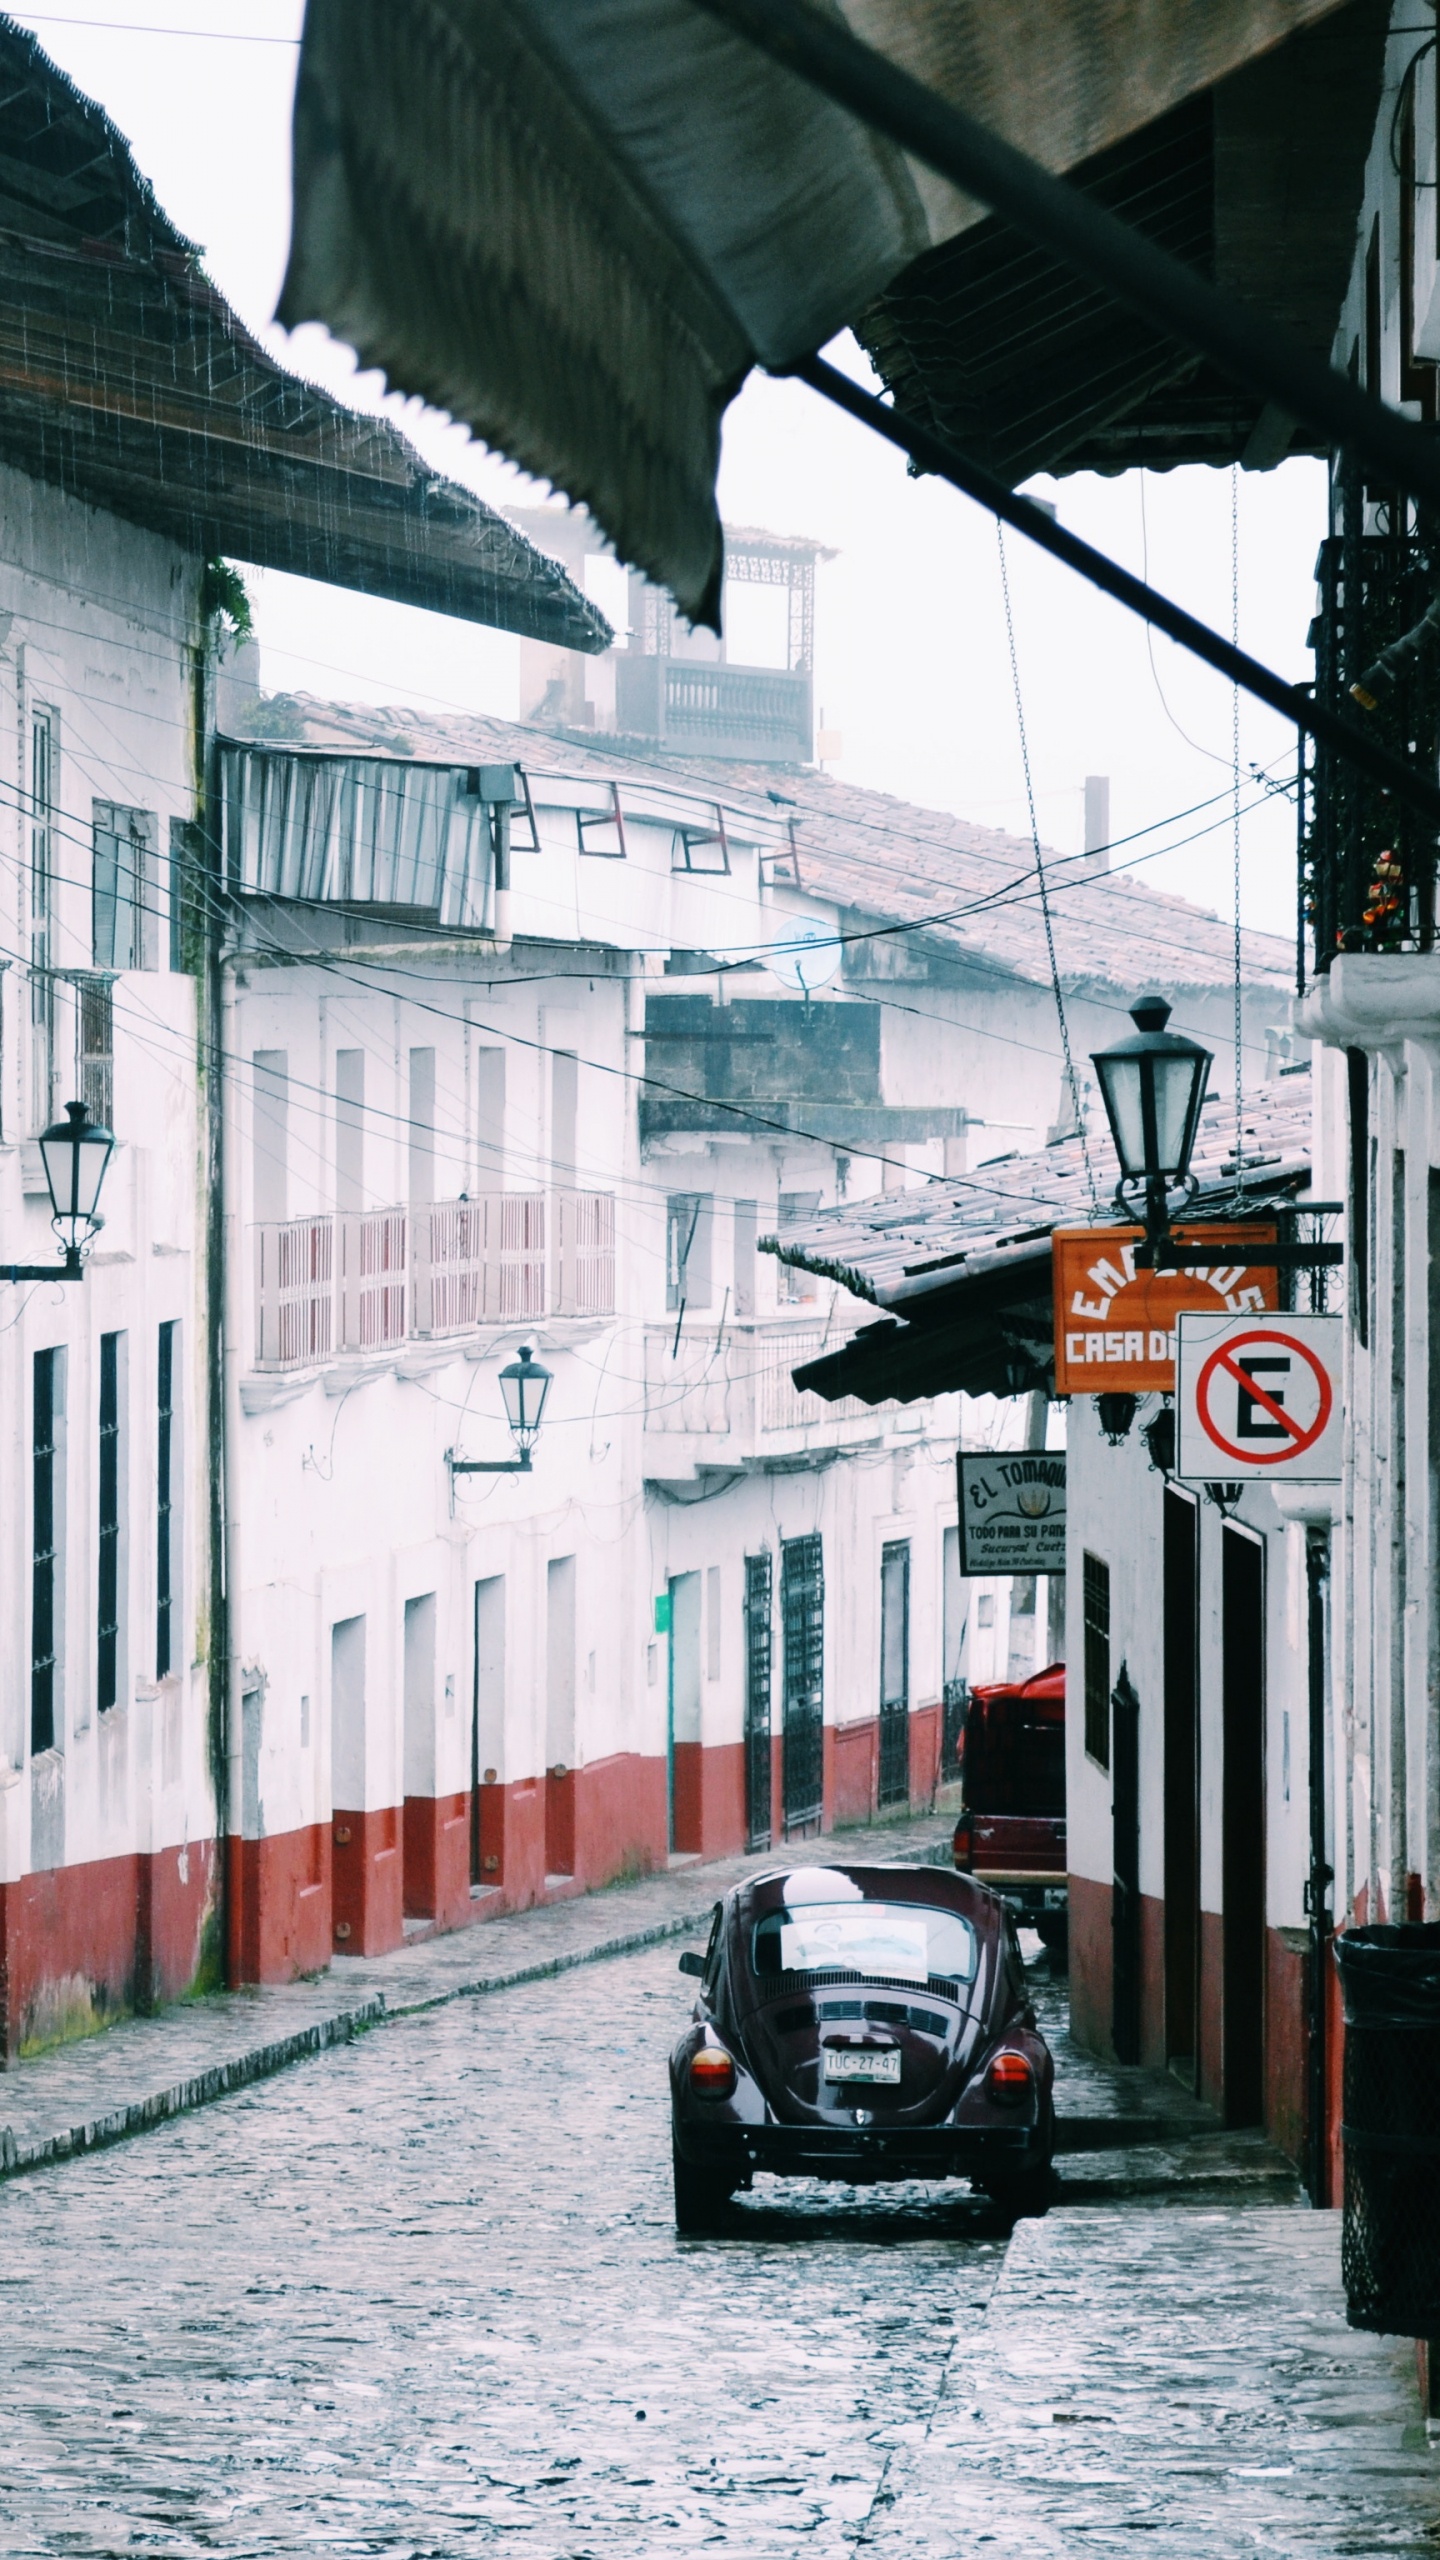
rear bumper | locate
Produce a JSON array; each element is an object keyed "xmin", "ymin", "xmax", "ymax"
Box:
[
  {"xmin": 674, "ymin": 2115, "xmax": 1052, "ymax": 2185},
  {"xmin": 964, "ymin": 1872, "xmax": 1068, "ymax": 1928}
]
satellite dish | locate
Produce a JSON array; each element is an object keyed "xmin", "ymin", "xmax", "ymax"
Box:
[{"xmin": 767, "ymin": 914, "xmax": 843, "ymax": 994}]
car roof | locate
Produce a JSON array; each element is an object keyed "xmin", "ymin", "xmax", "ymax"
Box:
[{"xmin": 733, "ymin": 1862, "xmax": 1001, "ymax": 1922}]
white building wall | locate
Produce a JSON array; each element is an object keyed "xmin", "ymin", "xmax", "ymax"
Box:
[{"xmin": 0, "ymin": 463, "xmax": 211, "ymax": 2045}]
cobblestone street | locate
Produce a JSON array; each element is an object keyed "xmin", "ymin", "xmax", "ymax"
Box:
[{"xmin": 0, "ymin": 1929, "xmax": 1435, "ymax": 2555}]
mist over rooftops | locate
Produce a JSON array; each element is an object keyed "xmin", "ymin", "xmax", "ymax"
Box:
[{"xmin": 232, "ymin": 688, "xmax": 1293, "ymax": 1000}]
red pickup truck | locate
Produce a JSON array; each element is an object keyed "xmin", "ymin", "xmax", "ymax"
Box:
[{"xmin": 951, "ymin": 1661, "xmax": 1067, "ymax": 1961}]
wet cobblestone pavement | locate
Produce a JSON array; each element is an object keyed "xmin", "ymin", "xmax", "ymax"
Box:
[
  {"xmin": 4, "ymin": 1935, "xmax": 1439, "ymax": 2556},
  {"xmin": 0, "ymin": 1811, "xmax": 954, "ymax": 2178}
]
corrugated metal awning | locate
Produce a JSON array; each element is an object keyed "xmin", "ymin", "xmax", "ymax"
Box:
[
  {"xmin": 279, "ymin": 0, "xmax": 1352, "ymax": 626},
  {"xmin": 768, "ymin": 1076, "xmax": 1315, "ymax": 1405},
  {"xmin": 0, "ymin": 25, "xmax": 608, "ymax": 651},
  {"xmin": 222, "ymin": 745, "xmax": 495, "ymax": 929}
]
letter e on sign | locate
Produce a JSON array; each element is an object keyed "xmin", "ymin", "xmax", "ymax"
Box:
[{"xmin": 1175, "ymin": 1312, "xmax": 1342, "ymax": 1483}]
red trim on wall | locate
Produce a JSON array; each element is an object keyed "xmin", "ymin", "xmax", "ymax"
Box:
[
  {"xmin": 402, "ymin": 1792, "xmax": 470, "ymax": 1928},
  {"xmin": 545, "ymin": 1769, "xmax": 576, "ymax": 1878},
  {"xmin": 0, "ymin": 1839, "xmax": 218, "ymax": 2058},
  {"xmin": 1139, "ymin": 1890, "xmax": 1166, "ymax": 2072},
  {"xmin": 830, "ymin": 1718, "xmax": 878, "ymax": 1826},
  {"xmin": 1197, "ymin": 1907, "xmax": 1225, "ymax": 2113},
  {"xmin": 233, "ymin": 1821, "xmax": 330, "ymax": 1985},
  {"xmin": 908, "ymin": 1701, "xmax": 941, "ymax": 1806},
  {"xmin": 332, "ymin": 1805, "xmax": 402, "ymax": 1956},
  {"xmin": 1265, "ymin": 1926, "xmax": 1308, "ymax": 2168},
  {"xmin": 1068, "ymin": 1872, "xmax": 1112, "ymax": 2057},
  {"xmin": 672, "ymin": 1741, "xmax": 747, "ymax": 1861}
]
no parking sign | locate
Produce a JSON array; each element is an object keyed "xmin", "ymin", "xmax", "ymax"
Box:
[{"xmin": 1175, "ymin": 1313, "xmax": 1343, "ymax": 1483}]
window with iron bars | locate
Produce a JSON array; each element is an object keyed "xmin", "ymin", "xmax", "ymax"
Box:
[
  {"xmin": 1083, "ymin": 1552, "xmax": 1111, "ymax": 1771},
  {"xmin": 1304, "ymin": 480, "xmax": 1440, "ymax": 968},
  {"xmin": 76, "ymin": 976, "xmax": 114, "ymax": 1133}
]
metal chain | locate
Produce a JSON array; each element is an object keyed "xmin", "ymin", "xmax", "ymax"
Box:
[
  {"xmin": 996, "ymin": 525, "xmax": 1102, "ymax": 1212},
  {"xmin": 1232, "ymin": 470, "xmax": 1245, "ymax": 1205}
]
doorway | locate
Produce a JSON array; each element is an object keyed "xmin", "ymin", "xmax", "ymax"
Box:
[
  {"xmin": 401, "ymin": 1592, "xmax": 436, "ymax": 1919},
  {"xmin": 743, "ymin": 1552, "xmax": 773, "ymax": 1849},
  {"xmin": 1221, "ymin": 1524, "xmax": 1267, "ymax": 2127},
  {"xmin": 780, "ymin": 1532, "xmax": 824, "ymax": 1834},
  {"xmin": 878, "ymin": 1540, "xmax": 911, "ymax": 1808},
  {"xmin": 471, "ymin": 1575, "xmax": 504, "ymax": 1889},
  {"xmin": 1163, "ymin": 1488, "xmax": 1200, "ymax": 2087},
  {"xmin": 1111, "ymin": 1664, "xmax": 1141, "ymax": 2064},
  {"xmin": 667, "ymin": 1569, "xmax": 702, "ymax": 1853}
]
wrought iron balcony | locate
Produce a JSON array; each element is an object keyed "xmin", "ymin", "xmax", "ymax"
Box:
[{"xmin": 1305, "ymin": 498, "xmax": 1440, "ymax": 966}]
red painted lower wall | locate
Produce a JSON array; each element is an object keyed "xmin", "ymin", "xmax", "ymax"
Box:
[
  {"xmin": 1139, "ymin": 1891, "xmax": 1166, "ymax": 2073},
  {"xmin": 909, "ymin": 1701, "xmax": 941, "ymax": 1806},
  {"xmin": 403, "ymin": 1792, "xmax": 470, "ymax": 1928},
  {"xmin": 672, "ymin": 1741, "xmax": 747, "ymax": 1861},
  {"xmin": 1326, "ymin": 1927, "xmax": 1344, "ymax": 2207},
  {"xmin": 232, "ymin": 1822, "xmax": 330, "ymax": 1986},
  {"xmin": 1266, "ymin": 1925, "xmax": 1308, "ymax": 2169},
  {"xmin": 464, "ymin": 1755, "xmax": 670, "ymax": 1912},
  {"xmin": 1198, "ymin": 1907, "xmax": 1224, "ymax": 2114},
  {"xmin": 1068, "ymin": 1872, "xmax": 1113, "ymax": 2057},
  {"xmin": 0, "ymin": 1838, "xmax": 218, "ymax": 2059},
  {"xmin": 332, "ymin": 1805, "xmax": 403, "ymax": 1956},
  {"xmin": 832, "ymin": 1720, "xmax": 877, "ymax": 1826}
]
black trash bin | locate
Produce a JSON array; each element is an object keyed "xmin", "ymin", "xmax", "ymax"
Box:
[{"xmin": 1336, "ymin": 1922, "xmax": 1440, "ymax": 2334}]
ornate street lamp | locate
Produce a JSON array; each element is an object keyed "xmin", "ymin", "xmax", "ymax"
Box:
[
  {"xmin": 449, "ymin": 1344, "xmax": 553, "ymax": 1478},
  {"xmin": 1092, "ymin": 996, "xmax": 1211, "ymax": 1266},
  {"xmin": 2, "ymin": 1099, "xmax": 115, "ymax": 1282}
]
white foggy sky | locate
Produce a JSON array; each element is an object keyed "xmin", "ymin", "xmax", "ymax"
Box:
[{"xmin": 15, "ymin": 1, "xmax": 1328, "ymax": 942}]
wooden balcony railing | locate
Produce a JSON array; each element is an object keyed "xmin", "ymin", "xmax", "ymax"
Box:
[
  {"xmin": 643, "ymin": 1322, "xmax": 874, "ymax": 1437},
  {"xmin": 254, "ymin": 1191, "xmax": 614, "ymax": 1369},
  {"xmin": 255, "ymin": 1213, "xmax": 334, "ymax": 1368}
]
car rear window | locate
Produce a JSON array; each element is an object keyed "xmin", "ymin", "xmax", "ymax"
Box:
[{"xmin": 751, "ymin": 1900, "xmax": 978, "ymax": 1988}]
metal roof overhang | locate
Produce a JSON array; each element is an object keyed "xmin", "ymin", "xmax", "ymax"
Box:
[
  {"xmin": 856, "ymin": 0, "xmax": 1390, "ymax": 483},
  {"xmin": 279, "ymin": 0, "xmax": 1358, "ymax": 628},
  {"xmin": 0, "ymin": 24, "xmax": 607, "ymax": 648},
  {"xmin": 794, "ymin": 1238, "xmax": 1056, "ymax": 1407},
  {"xmin": 0, "ymin": 233, "xmax": 608, "ymax": 647},
  {"xmin": 787, "ymin": 1168, "xmax": 1314, "ymax": 1408}
]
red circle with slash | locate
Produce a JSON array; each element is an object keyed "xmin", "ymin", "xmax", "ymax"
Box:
[{"xmin": 1194, "ymin": 1325, "xmax": 1334, "ymax": 1466}]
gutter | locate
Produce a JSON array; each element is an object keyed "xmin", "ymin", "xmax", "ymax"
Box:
[{"xmin": 198, "ymin": 701, "xmax": 235, "ymax": 1989}]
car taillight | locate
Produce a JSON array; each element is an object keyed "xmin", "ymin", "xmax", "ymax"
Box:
[
  {"xmin": 953, "ymin": 1815, "xmax": 974, "ymax": 1871},
  {"xmin": 986, "ymin": 2050, "xmax": 1034, "ymax": 2105},
  {"xmin": 689, "ymin": 2045, "xmax": 738, "ymax": 2099}
]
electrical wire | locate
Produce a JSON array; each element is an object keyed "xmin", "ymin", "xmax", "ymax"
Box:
[
  {"xmin": 995, "ymin": 524, "xmax": 1100, "ymax": 1213},
  {"xmin": 1232, "ymin": 470, "xmax": 1245, "ymax": 1205}
]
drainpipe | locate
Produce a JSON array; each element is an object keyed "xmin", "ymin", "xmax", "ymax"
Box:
[
  {"xmin": 1306, "ymin": 1525, "xmax": 1333, "ymax": 2205},
  {"xmin": 195, "ymin": 684, "xmax": 235, "ymax": 1987},
  {"xmin": 186, "ymin": 622, "xmax": 234, "ymax": 1988},
  {"xmin": 216, "ymin": 946, "xmax": 242, "ymax": 1988}
]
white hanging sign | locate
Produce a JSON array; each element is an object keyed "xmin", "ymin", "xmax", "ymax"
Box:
[
  {"xmin": 1175, "ymin": 1312, "xmax": 1343, "ymax": 1483},
  {"xmin": 957, "ymin": 1452, "xmax": 1067, "ymax": 1574}
]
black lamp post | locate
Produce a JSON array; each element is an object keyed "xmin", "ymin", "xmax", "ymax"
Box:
[
  {"xmin": 2, "ymin": 1099, "xmax": 115, "ymax": 1282},
  {"xmin": 449, "ymin": 1345, "xmax": 553, "ymax": 1477},
  {"xmin": 1091, "ymin": 996, "xmax": 1212, "ymax": 1266}
]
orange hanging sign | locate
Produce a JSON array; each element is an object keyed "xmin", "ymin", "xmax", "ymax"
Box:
[{"xmin": 1052, "ymin": 1224, "xmax": 1280, "ymax": 1395}]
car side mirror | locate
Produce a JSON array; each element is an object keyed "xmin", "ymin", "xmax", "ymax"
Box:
[{"xmin": 678, "ymin": 1950, "xmax": 706, "ymax": 1978}]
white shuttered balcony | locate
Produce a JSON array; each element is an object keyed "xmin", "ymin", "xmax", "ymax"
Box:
[{"xmin": 254, "ymin": 1192, "xmax": 615, "ymax": 1368}]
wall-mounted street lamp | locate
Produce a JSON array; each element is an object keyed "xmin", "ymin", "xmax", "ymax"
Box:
[
  {"xmin": 2, "ymin": 1099, "xmax": 115, "ymax": 1282},
  {"xmin": 1091, "ymin": 995, "xmax": 1211, "ymax": 1267},
  {"xmin": 1092, "ymin": 993, "xmax": 1345, "ymax": 1277},
  {"xmin": 448, "ymin": 1345, "xmax": 553, "ymax": 1478}
]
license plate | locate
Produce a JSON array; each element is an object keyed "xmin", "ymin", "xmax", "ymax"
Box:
[{"xmin": 823, "ymin": 2048, "xmax": 901, "ymax": 2084}]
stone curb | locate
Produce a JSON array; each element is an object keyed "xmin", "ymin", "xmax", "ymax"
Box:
[
  {"xmin": 0, "ymin": 1840, "xmax": 1220, "ymax": 2188},
  {"xmin": 0, "ymin": 1904, "xmax": 717, "ymax": 2185}
]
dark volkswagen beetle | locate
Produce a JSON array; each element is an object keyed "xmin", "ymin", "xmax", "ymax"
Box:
[{"xmin": 669, "ymin": 1862, "xmax": 1053, "ymax": 2230}]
